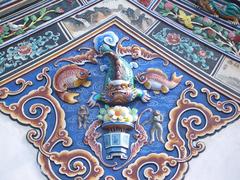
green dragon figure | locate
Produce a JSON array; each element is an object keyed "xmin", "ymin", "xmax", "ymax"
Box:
[
  {"xmin": 87, "ymin": 46, "xmax": 151, "ymax": 107},
  {"xmin": 86, "ymin": 31, "xmax": 160, "ymax": 107}
]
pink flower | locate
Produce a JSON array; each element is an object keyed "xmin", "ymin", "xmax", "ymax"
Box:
[
  {"xmin": 198, "ymin": 50, "xmax": 206, "ymax": 57},
  {"xmin": 18, "ymin": 45, "xmax": 32, "ymax": 56},
  {"xmin": 166, "ymin": 33, "xmax": 181, "ymax": 45},
  {"xmin": 164, "ymin": 2, "xmax": 174, "ymax": 11},
  {"xmin": 203, "ymin": 16, "xmax": 212, "ymax": 24},
  {"xmin": 207, "ymin": 29, "xmax": 216, "ymax": 38},
  {"xmin": 55, "ymin": 7, "xmax": 64, "ymax": 13},
  {"xmin": 0, "ymin": 26, "xmax": 4, "ymax": 35},
  {"xmin": 228, "ymin": 31, "xmax": 236, "ymax": 41}
]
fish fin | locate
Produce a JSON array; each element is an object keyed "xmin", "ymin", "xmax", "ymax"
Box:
[
  {"xmin": 154, "ymin": 90, "xmax": 160, "ymax": 94},
  {"xmin": 144, "ymin": 81, "xmax": 151, "ymax": 89},
  {"xmin": 147, "ymin": 68, "xmax": 168, "ymax": 79},
  {"xmin": 73, "ymin": 80, "xmax": 82, "ymax": 87},
  {"xmin": 168, "ymin": 72, "xmax": 183, "ymax": 89},
  {"xmin": 57, "ymin": 91, "xmax": 79, "ymax": 104},
  {"xmin": 82, "ymin": 80, "xmax": 91, "ymax": 87},
  {"xmin": 161, "ymin": 86, "xmax": 169, "ymax": 94}
]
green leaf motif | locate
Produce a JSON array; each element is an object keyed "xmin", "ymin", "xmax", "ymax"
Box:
[
  {"xmin": 30, "ymin": 15, "xmax": 37, "ymax": 21},
  {"xmin": 222, "ymin": 30, "xmax": 229, "ymax": 38},
  {"xmin": 104, "ymin": 104, "xmax": 109, "ymax": 109},
  {"xmin": 42, "ymin": 16, "xmax": 52, "ymax": 21},
  {"xmin": 97, "ymin": 115, "xmax": 103, "ymax": 120},
  {"xmin": 24, "ymin": 16, "xmax": 29, "ymax": 23},
  {"xmin": 100, "ymin": 108, "xmax": 106, "ymax": 115},
  {"xmin": 15, "ymin": 29, "xmax": 25, "ymax": 35},
  {"xmin": 3, "ymin": 25, "xmax": 9, "ymax": 32},
  {"xmin": 29, "ymin": 25, "xmax": 37, "ymax": 29},
  {"xmin": 40, "ymin": 7, "xmax": 47, "ymax": 16},
  {"xmin": 173, "ymin": 6, "xmax": 178, "ymax": 13},
  {"xmin": 193, "ymin": 27, "xmax": 202, "ymax": 34},
  {"xmin": 158, "ymin": 3, "xmax": 164, "ymax": 9}
]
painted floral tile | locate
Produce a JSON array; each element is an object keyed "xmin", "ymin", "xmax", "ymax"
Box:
[
  {"xmin": 149, "ymin": 21, "xmax": 222, "ymax": 74},
  {"xmin": 0, "ymin": 24, "xmax": 67, "ymax": 82},
  {"xmin": 0, "ymin": 0, "xmax": 240, "ymax": 180}
]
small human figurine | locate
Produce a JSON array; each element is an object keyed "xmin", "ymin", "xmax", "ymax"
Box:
[
  {"xmin": 78, "ymin": 105, "xmax": 89, "ymax": 129},
  {"xmin": 142, "ymin": 110, "xmax": 165, "ymax": 144}
]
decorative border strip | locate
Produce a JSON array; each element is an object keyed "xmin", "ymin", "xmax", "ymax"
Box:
[
  {"xmin": 130, "ymin": 0, "xmax": 240, "ymax": 62},
  {"xmin": 1, "ymin": 17, "xmax": 239, "ymax": 103}
]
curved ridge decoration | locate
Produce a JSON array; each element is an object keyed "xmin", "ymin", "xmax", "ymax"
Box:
[
  {"xmin": 0, "ymin": 68, "xmax": 104, "ymax": 179},
  {"xmin": 122, "ymin": 81, "xmax": 240, "ymax": 180}
]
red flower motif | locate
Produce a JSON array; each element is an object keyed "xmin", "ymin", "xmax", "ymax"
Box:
[
  {"xmin": 164, "ymin": 2, "xmax": 174, "ymax": 11},
  {"xmin": 139, "ymin": 0, "xmax": 151, "ymax": 7},
  {"xmin": 198, "ymin": 50, "xmax": 206, "ymax": 57},
  {"xmin": 18, "ymin": 45, "xmax": 32, "ymax": 56},
  {"xmin": 227, "ymin": 31, "xmax": 240, "ymax": 43},
  {"xmin": 0, "ymin": 26, "xmax": 4, "ymax": 35},
  {"xmin": 228, "ymin": 31, "xmax": 235, "ymax": 39},
  {"xmin": 166, "ymin": 33, "xmax": 181, "ymax": 45},
  {"xmin": 207, "ymin": 29, "xmax": 216, "ymax": 38}
]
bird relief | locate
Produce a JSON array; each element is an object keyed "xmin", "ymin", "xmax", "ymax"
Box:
[{"xmin": 52, "ymin": 31, "xmax": 183, "ymax": 168}]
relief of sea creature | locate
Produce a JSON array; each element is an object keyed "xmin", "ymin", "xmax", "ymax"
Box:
[
  {"xmin": 54, "ymin": 48, "xmax": 98, "ymax": 66},
  {"xmin": 136, "ymin": 68, "xmax": 183, "ymax": 94},
  {"xmin": 53, "ymin": 64, "xmax": 91, "ymax": 104}
]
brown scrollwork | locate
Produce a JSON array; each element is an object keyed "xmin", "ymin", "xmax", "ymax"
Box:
[
  {"xmin": 122, "ymin": 153, "xmax": 177, "ymax": 179},
  {"xmin": 123, "ymin": 81, "xmax": 240, "ymax": 180},
  {"xmin": 0, "ymin": 78, "xmax": 32, "ymax": 99},
  {"xmin": 0, "ymin": 67, "xmax": 104, "ymax": 179}
]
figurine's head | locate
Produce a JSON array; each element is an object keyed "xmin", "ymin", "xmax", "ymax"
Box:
[{"xmin": 153, "ymin": 110, "xmax": 160, "ymax": 116}]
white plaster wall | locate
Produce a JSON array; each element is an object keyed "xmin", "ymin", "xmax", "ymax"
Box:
[{"xmin": 0, "ymin": 113, "xmax": 239, "ymax": 180}]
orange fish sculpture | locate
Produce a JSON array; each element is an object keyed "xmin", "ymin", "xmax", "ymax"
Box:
[
  {"xmin": 136, "ymin": 68, "xmax": 183, "ymax": 94},
  {"xmin": 53, "ymin": 64, "xmax": 91, "ymax": 104}
]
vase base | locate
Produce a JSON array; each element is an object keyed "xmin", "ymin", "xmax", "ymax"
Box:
[{"xmin": 106, "ymin": 152, "xmax": 128, "ymax": 160}]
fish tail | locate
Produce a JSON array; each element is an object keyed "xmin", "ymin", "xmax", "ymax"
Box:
[
  {"xmin": 168, "ymin": 72, "xmax": 183, "ymax": 89},
  {"xmin": 56, "ymin": 91, "xmax": 79, "ymax": 104}
]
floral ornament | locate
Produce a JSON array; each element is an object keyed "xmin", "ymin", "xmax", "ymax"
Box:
[
  {"xmin": 152, "ymin": 28, "xmax": 218, "ymax": 70},
  {"xmin": 166, "ymin": 32, "xmax": 181, "ymax": 45},
  {"xmin": 138, "ymin": 0, "xmax": 152, "ymax": 7},
  {"xmin": 97, "ymin": 105, "xmax": 138, "ymax": 123},
  {"xmin": 17, "ymin": 43, "xmax": 33, "ymax": 56},
  {"xmin": 164, "ymin": 1, "xmax": 174, "ymax": 11},
  {"xmin": 0, "ymin": 31, "xmax": 60, "ymax": 75},
  {"xmin": 156, "ymin": 0, "xmax": 240, "ymax": 56},
  {"xmin": 0, "ymin": 26, "xmax": 4, "ymax": 35},
  {"xmin": 0, "ymin": 7, "xmax": 64, "ymax": 44},
  {"xmin": 198, "ymin": 50, "xmax": 206, "ymax": 57}
]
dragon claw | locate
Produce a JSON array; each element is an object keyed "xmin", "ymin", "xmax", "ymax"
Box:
[
  {"xmin": 87, "ymin": 92, "xmax": 97, "ymax": 108},
  {"xmin": 141, "ymin": 90, "xmax": 151, "ymax": 102}
]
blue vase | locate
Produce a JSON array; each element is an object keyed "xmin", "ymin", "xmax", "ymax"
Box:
[{"xmin": 102, "ymin": 122, "xmax": 134, "ymax": 159}]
